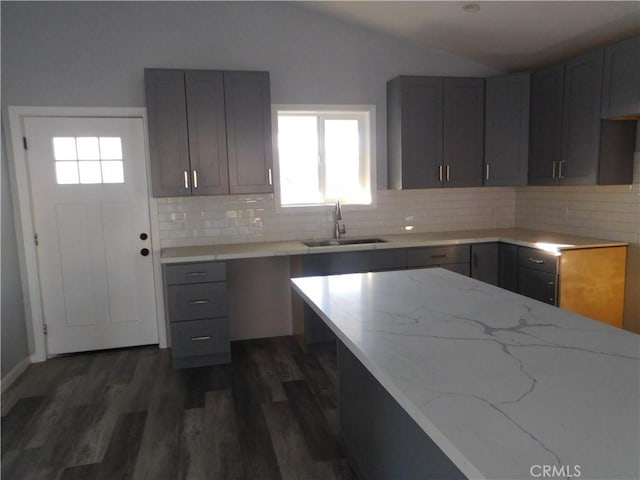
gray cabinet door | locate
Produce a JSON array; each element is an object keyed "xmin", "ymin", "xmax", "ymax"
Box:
[
  {"xmin": 184, "ymin": 71, "xmax": 229, "ymax": 195},
  {"xmin": 529, "ymin": 63, "xmax": 564, "ymax": 185},
  {"xmin": 224, "ymin": 71, "xmax": 274, "ymax": 194},
  {"xmin": 560, "ymin": 48, "xmax": 604, "ymax": 185},
  {"xmin": 518, "ymin": 268, "xmax": 558, "ymax": 306},
  {"xmin": 484, "ymin": 73, "xmax": 530, "ymax": 186},
  {"xmin": 443, "ymin": 78, "xmax": 484, "ymax": 187},
  {"xmin": 497, "ymin": 243, "xmax": 518, "ymax": 293},
  {"xmin": 471, "ymin": 243, "xmax": 498, "ymax": 286},
  {"xmin": 145, "ymin": 69, "xmax": 191, "ymax": 197},
  {"xmin": 601, "ymin": 35, "xmax": 640, "ymax": 119},
  {"xmin": 387, "ymin": 76, "xmax": 444, "ymax": 189}
]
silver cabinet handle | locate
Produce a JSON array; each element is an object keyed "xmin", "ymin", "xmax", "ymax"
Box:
[
  {"xmin": 485, "ymin": 164, "xmax": 490, "ymax": 181},
  {"xmin": 558, "ymin": 161, "xmax": 564, "ymax": 179},
  {"xmin": 552, "ymin": 161, "xmax": 556, "ymax": 178},
  {"xmin": 189, "ymin": 299, "xmax": 210, "ymax": 304},
  {"xmin": 186, "ymin": 272, "xmax": 207, "ymax": 277},
  {"xmin": 183, "ymin": 170, "xmax": 190, "ymax": 189},
  {"xmin": 528, "ymin": 257, "xmax": 544, "ymax": 264},
  {"xmin": 439, "ymin": 165, "xmax": 443, "ymax": 182},
  {"xmin": 191, "ymin": 336, "xmax": 211, "ymax": 341},
  {"xmin": 193, "ymin": 169, "xmax": 198, "ymax": 189},
  {"xmin": 446, "ymin": 165, "xmax": 450, "ymax": 182},
  {"xmin": 268, "ymin": 168, "xmax": 273, "ymax": 186}
]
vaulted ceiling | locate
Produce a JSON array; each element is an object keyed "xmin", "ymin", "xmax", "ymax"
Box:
[{"xmin": 302, "ymin": 1, "xmax": 640, "ymax": 71}]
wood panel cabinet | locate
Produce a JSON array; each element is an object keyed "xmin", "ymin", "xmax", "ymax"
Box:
[
  {"xmin": 601, "ymin": 35, "xmax": 640, "ymax": 119},
  {"xmin": 484, "ymin": 72, "xmax": 530, "ymax": 186},
  {"xmin": 145, "ymin": 69, "xmax": 273, "ymax": 197},
  {"xmin": 388, "ymin": 76, "xmax": 484, "ymax": 189},
  {"xmin": 164, "ymin": 261, "xmax": 230, "ymax": 368}
]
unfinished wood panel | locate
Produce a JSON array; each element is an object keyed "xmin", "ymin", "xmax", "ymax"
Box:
[{"xmin": 560, "ymin": 246, "xmax": 627, "ymax": 327}]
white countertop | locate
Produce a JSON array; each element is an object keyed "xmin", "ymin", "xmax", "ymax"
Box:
[
  {"xmin": 161, "ymin": 228, "xmax": 627, "ymax": 263},
  {"xmin": 291, "ymin": 269, "xmax": 640, "ymax": 480}
]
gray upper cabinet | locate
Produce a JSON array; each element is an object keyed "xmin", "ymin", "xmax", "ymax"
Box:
[
  {"xmin": 224, "ymin": 71, "xmax": 274, "ymax": 194},
  {"xmin": 484, "ymin": 72, "xmax": 530, "ymax": 186},
  {"xmin": 388, "ymin": 76, "xmax": 484, "ymax": 189},
  {"xmin": 601, "ymin": 35, "xmax": 640, "ymax": 119},
  {"xmin": 443, "ymin": 78, "xmax": 484, "ymax": 187},
  {"xmin": 388, "ymin": 76, "xmax": 443, "ymax": 189},
  {"xmin": 145, "ymin": 69, "xmax": 273, "ymax": 197},
  {"xmin": 528, "ymin": 49, "xmax": 634, "ymax": 185}
]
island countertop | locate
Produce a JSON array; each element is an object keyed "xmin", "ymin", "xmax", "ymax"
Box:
[
  {"xmin": 291, "ymin": 268, "xmax": 640, "ymax": 480},
  {"xmin": 160, "ymin": 227, "xmax": 627, "ymax": 263}
]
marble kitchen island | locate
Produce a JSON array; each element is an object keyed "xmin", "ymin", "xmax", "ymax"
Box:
[{"xmin": 291, "ymin": 268, "xmax": 640, "ymax": 480}]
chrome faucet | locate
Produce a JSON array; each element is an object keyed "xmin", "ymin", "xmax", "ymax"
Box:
[{"xmin": 334, "ymin": 200, "xmax": 346, "ymax": 239}]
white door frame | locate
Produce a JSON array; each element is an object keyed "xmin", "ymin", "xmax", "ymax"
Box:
[{"xmin": 7, "ymin": 106, "xmax": 167, "ymax": 363}]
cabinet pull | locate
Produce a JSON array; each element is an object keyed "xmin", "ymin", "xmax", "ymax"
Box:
[
  {"xmin": 268, "ymin": 168, "xmax": 273, "ymax": 186},
  {"xmin": 528, "ymin": 257, "xmax": 544, "ymax": 264},
  {"xmin": 485, "ymin": 164, "xmax": 490, "ymax": 181},
  {"xmin": 446, "ymin": 165, "xmax": 450, "ymax": 182},
  {"xmin": 189, "ymin": 299, "xmax": 210, "ymax": 304},
  {"xmin": 430, "ymin": 254, "xmax": 447, "ymax": 259},
  {"xmin": 552, "ymin": 161, "xmax": 556, "ymax": 179},
  {"xmin": 558, "ymin": 161, "xmax": 564, "ymax": 179},
  {"xmin": 186, "ymin": 271, "xmax": 207, "ymax": 277},
  {"xmin": 193, "ymin": 169, "xmax": 198, "ymax": 189},
  {"xmin": 439, "ymin": 165, "xmax": 443, "ymax": 182},
  {"xmin": 191, "ymin": 335, "xmax": 211, "ymax": 341},
  {"xmin": 183, "ymin": 170, "xmax": 190, "ymax": 189}
]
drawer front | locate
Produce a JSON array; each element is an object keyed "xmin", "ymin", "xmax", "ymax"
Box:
[
  {"xmin": 170, "ymin": 318, "xmax": 230, "ymax": 357},
  {"xmin": 407, "ymin": 245, "xmax": 470, "ymax": 268},
  {"xmin": 518, "ymin": 247, "xmax": 558, "ymax": 274},
  {"xmin": 164, "ymin": 262, "xmax": 226, "ymax": 285},
  {"xmin": 167, "ymin": 283, "xmax": 227, "ymax": 321},
  {"xmin": 518, "ymin": 268, "xmax": 558, "ymax": 306}
]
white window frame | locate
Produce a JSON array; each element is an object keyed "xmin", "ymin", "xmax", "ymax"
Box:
[{"xmin": 272, "ymin": 104, "xmax": 376, "ymax": 213}]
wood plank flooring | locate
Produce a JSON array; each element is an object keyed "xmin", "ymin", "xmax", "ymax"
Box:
[{"xmin": 1, "ymin": 337, "xmax": 356, "ymax": 480}]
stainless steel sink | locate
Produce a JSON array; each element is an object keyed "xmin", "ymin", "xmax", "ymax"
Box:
[{"xmin": 303, "ymin": 238, "xmax": 388, "ymax": 247}]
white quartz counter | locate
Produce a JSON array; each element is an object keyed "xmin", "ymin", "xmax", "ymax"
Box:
[
  {"xmin": 291, "ymin": 268, "xmax": 640, "ymax": 480},
  {"xmin": 161, "ymin": 228, "xmax": 626, "ymax": 263}
]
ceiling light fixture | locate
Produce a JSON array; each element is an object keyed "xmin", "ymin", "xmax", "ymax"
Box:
[{"xmin": 462, "ymin": 3, "xmax": 480, "ymax": 13}]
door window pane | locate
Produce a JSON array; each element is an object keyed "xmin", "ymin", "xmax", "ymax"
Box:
[
  {"xmin": 55, "ymin": 161, "xmax": 79, "ymax": 184},
  {"xmin": 101, "ymin": 161, "xmax": 124, "ymax": 183},
  {"xmin": 99, "ymin": 137, "xmax": 123, "ymax": 160},
  {"xmin": 78, "ymin": 161, "xmax": 102, "ymax": 184},
  {"xmin": 76, "ymin": 137, "xmax": 100, "ymax": 160},
  {"xmin": 53, "ymin": 137, "xmax": 77, "ymax": 161}
]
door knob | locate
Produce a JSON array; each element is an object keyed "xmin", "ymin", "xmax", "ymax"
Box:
[
  {"xmin": 140, "ymin": 248, "xmax": 150, "ymax": 256},
  {"xmin": 140, "ymin": 233, "xmax": 148, "ymax": 240}
]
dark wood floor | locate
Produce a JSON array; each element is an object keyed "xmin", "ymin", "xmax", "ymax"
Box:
[{"xmin": 1, "ymin": 336, "xmax": 357, "ymax": 480}]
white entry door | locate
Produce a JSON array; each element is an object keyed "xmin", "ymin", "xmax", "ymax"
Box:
[{"xmin": 23, "ymin": 116, "xmax": 158, "ymax": 355}]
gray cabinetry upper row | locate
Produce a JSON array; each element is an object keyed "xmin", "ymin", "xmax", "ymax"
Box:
[
  {"xmin": 601, "ymin": 35, "xmax": 640, "ymax": 119},
  {"xmin": 145, "ymin": 69, "xmax": 273, "ymax": 197},
  {"xmin": 484, "ymin": 72, "xmax": 530, "ymax": 186},
  {"xmin": 388, "ymin": 76, "xmax": 484, "ymax": 189},
  {"xmin": 529, "ymin": 49, "xmax": 636, "ymax": 186}
]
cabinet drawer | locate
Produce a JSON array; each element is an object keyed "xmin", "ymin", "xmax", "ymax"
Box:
[
  {"xmin": 167, "ymin": 283, "xmax": 227, "ymax": 321},
  {"xmin": 518, "ymin": 268, "xmax": 557, "ymax": 306},
  {"xmin": 164, "ymin": 262, "xmax": 226, "ymax": 285},
  {"xmin": 407, "ymin": 245, "xmax": 470, "ymax": 268},
  {"xmin": 170, "ymin": 318, "xmax": 230, "ymax": 358},
  {"xmin": 518, "ymin": 247, "xmax": 558, "ymax": 274}
]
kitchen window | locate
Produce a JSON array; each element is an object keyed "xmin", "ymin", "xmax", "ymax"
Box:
[{"xmin": 275, "ymin": 105, "xmax": 375, "ymax": 208}]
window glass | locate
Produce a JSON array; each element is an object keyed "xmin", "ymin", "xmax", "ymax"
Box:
[{"xmin": 53, "ymin": 136, "xmax": 125, "ymax": 185}]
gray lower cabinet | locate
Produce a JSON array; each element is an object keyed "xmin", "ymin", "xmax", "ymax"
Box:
[
  {"xmin": 471, "ymin": 243, "xmax": 498, "ymax": 286},
  {"xmin": 498, "ymin": 243, "xmax": 519, "ymax": 293},
  {"xmin": 601, "ymin": 35, "xmax": 640, "ymax": 119},
  {"xmin": 387, "ymin": 76, "xmax": 484, "ymax": 189},
  {"xmin": 164, "ymin": 261, "xmax": 230, "ymax": 368},
  {"xmin": 484, "ymin": 72, "xmax": 530, "ymax": 186},
  {"xmin": 517, "ymin": 247, "xmax": 558, "ymax": 306}
]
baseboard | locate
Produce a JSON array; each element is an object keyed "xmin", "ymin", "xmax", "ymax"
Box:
[{"xmin": 1, "ymin": 356, "xmax": 31, "ymax": 393}]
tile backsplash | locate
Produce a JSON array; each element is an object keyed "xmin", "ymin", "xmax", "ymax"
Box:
[
  {"xmin": 515, "ymin": 156, "xmax": 640, "ymax": 244},
  {"xmin": 156, "ymin": 187, "xmax": 517, "ymax": 248}
]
